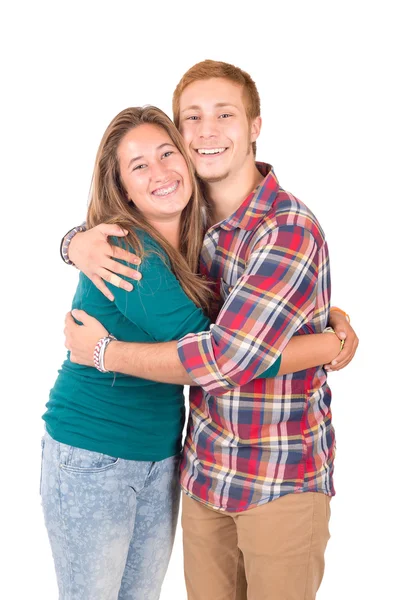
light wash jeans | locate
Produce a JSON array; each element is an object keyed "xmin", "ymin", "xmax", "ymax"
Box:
[{"xmin": 40, "ymin": 431, "xmax": 181, "ymax": 600}]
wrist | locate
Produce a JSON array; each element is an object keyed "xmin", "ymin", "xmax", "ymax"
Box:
[
  {"xmin": 323, "ymin": 326, "xmax": 344, "ymax": 353},
  {"xmin": 68, "ymin": 231, "xmax": 86, "ymax": 267},
  {"xmin": 103, "ymin": 339, "xmax": 120, "ymax": 372},
  {"xmin": 93, "ymin": 335, "xmax": 116, "ymax": 373},
  {"xmin": 61, "ymin": 224, "xmax": 87, "ymax": 266}
]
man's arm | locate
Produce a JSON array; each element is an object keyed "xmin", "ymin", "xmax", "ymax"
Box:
[
  {"xmin": 61, "ymin": 224, "xmax": 142, "ymax": 301},
  {"xmin": 66, "ymin": 224, "xmax": 320, "ymax": 391},
  {"xmin": 107, "ymin": 339, "xmax": 192, "ymax": 384},
  {"xmin": 177, "ymin": 224, "xmax": 322, "ymax": 396},
  {"xmin": 66, "ymin": 314, "xmax": 341, "ymax": 383}
]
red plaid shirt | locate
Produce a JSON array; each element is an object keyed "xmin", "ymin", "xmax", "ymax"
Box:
[{"xmin": 177, "ymin": 163, "xmax": 335, "ymax": 512}]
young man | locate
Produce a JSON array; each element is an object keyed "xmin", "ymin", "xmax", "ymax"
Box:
[{"xmin": 63, "ymin": 60, "xmax": 358, "ymax": 599}]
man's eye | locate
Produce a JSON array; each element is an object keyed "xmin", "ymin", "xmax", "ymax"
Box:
[{"xmin": 219, "ymin": 113, "xmax": 232, "ymax": 119}]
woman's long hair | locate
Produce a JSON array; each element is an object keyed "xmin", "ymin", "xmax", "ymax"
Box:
[{"xmin": 86, "ymin": 106, "xmax": 212, "ymax": 312}]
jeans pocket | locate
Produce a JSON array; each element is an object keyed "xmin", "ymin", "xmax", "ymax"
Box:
[
  {"xmin": 40, "ymin": 436, "xmax": 45, "ymax": 496},
  {"xmin": 60, "ymin": 444, "xmax": 120, "ymax": 473}
]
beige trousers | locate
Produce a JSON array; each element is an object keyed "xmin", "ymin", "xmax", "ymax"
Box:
[{"xmin": 182, "ymin": 491, "xmax": 331, "ymax": 600}]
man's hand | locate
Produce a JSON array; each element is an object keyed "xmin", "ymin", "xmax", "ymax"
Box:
[
  {"xmin": 68, "ymin": 224, "xmax": 142, "ymax": 301},
  {"xmin": 325, "ymin": 310, "xmax": 359, "ymax": 371},
  {"xmin": 64, "ymin": 309, "xmax": 108, "ymax": 367}
]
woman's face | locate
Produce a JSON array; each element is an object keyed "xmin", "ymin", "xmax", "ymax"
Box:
[{"xmin": 118, "ymin": 123, "xmax": 192, "ymax": 223}]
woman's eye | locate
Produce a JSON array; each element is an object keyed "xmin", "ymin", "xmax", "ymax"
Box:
[
  {"xmin": 162, "ymin": 151, "xmax": 173, "ymax": 159},
  {"xmin": 219, "ymin": 113, "xmax": 232, "ymax": 119},
  {"xmin": 187, "ymin": 116, "xmax": 199, "ymax": 121},
  {"xmin": 133, "ymin": 164, "xmax": 146, "ymax": 171}
]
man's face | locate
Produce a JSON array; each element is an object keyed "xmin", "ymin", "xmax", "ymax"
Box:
[{"xmin": 179, "ymin": 78, "xmax": 260, "ymax": 184}]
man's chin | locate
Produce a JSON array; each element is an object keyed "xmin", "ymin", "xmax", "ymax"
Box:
[{"xmin": 195, "ymin": 166, "xmax": 230, "ymax": 184}]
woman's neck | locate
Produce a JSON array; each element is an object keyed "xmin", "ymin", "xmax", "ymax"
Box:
[{"xmin": 149, "ymin": 217, "xmax": 180, "ymax": 250}]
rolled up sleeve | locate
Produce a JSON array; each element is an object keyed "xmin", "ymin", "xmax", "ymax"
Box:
[{"xmin": 177, "ymin": 225, "xmax": 320, "ymax": 396}]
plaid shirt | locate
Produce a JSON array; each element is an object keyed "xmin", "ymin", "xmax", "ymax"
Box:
[{"xmin": 177, "ymin": 163, "xmax": 335, "ymax": 512}]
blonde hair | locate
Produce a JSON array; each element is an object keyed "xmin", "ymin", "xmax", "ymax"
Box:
[
  {"xmin": 87, "ymin": 106, "xmax": 212, "ymax": 312},
  {"xmin": 173, "ymin": 59, "xmax": 261, "ymax": 155}
]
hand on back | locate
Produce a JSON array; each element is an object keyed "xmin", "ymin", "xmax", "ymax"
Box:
[
  {"xmin": 325, "ymin": 310, "xmax": 359, "ymax": 371},
  {"xmin": 68, "ymin": 224, "xmax": 142, "ymax": 301}
]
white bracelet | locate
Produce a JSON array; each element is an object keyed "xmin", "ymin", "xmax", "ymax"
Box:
[{"xmin": 93, "ymin": 335, "xmax": 117, "ymax": 372}]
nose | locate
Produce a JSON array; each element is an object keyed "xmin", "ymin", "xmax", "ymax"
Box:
[
  {"xmin": 151, "ymin": 160, "xmax": 170, "ymax": 183},
  {"xmin": 197, "ymin": 116, "xmax": 218, "ymax": 139}
]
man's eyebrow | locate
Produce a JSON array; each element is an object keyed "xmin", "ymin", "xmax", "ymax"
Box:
[
  {"xmin": 128, "ymin": 143, "xmax": 175, "ymax": 169},
  {"xmin": 180, "ymin": 103, "xmax": 238, "ymax": 113}
]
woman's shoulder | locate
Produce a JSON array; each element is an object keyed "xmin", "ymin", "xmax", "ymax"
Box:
[
  {"xmin": 131, "ymin": 228, "xmax": 170, "ymax": 267},
  {"xmin": 111, "ymin": 227, "xmax": 164, "ymax": 255}
]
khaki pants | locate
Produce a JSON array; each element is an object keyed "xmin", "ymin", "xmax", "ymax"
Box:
[{"xmin": 182, "ymin": 492, "xmax": 331, "ymax": 600}]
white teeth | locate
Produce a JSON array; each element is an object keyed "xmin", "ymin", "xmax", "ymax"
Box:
[
  {"xmin": 197, "ymin": 148, "xmax": 226, "ymax": 155},
  {"xmin": 152, "ymin": 181, "xmax": 178, "ymax": 196}
]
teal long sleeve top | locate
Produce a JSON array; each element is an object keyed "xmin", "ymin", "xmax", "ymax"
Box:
[{"xmin": 43, "ymin": 230, "xmax": 281, "ymax": 461}]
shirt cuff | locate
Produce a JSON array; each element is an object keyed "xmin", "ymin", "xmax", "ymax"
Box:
[{"xmin": 177, "ymin": 329, "xmax": 240, "ymax": 396}]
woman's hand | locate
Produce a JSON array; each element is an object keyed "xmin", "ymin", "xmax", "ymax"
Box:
[
  {"xmin": 325, "ymin": 310, "xmax": 359, "ymax": 371},
  {"xmin": 64, "ymin": 309, "xmax": 108, "ymax": 367},
  {"xmin": 68, "ymin": 224, "xmax": 142, "ymax": 301}
]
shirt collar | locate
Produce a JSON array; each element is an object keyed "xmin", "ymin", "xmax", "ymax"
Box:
[{"xmin": 217, "ymin": 163, "xmax": 279, "ymax": 232}]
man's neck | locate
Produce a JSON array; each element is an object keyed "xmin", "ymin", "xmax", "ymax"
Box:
[{"xmin": 205, "ymin": 162, "xmax": 265, "ymax": 226}]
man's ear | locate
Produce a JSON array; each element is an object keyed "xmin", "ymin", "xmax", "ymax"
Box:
[{"xmin": 250, "ymin": 116, "xmax": 262, "ymax": 143}]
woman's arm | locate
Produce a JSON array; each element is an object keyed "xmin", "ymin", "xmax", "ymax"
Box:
[{"xmin": 278, "ymin": 332, "xmax": 341, "ymax": 376}]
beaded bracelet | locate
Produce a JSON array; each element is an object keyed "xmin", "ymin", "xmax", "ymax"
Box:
[
  {"xmin": 60, "ymin": 223, "xmax": 87, "ymax": 266},
  {"xmin": 93, "ymin": 335, "xmax": 117, "ymax": 373}
]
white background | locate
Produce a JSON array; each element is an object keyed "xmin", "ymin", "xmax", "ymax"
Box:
[{"xmin": 1, "ymin": 1, "xmax": 398, "ymax": 598}]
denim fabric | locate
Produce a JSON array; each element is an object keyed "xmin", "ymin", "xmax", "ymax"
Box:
[{"xmin": 40, "ymin": 432, "xmax": 181, "ymax": 599}]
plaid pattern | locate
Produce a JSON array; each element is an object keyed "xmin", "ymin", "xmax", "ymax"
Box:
[{"xmin": 177, "ymin": 163, "xmax": 335, "ymax": 512}]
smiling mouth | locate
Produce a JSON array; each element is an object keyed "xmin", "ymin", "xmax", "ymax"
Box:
[
  {"xmin": 152, "ymin": 181, "xmax": 179, "ymax": 197},
  {"xmin": 196, "ymin": 148, "xmax": 227, "ymax": 156}
]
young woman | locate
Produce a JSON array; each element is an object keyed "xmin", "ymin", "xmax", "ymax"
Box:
[{"xmin": 41, "ymin": 106, "xmax": 342, "ymax": 600}]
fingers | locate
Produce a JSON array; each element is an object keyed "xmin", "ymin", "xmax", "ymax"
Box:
[
  {"xmin": 325, "ymin": 336, "xmax": 359, "ymax": 371},
  {"xmin": 64, "ymin": 311, "xmax": 75, "ymax": 326},
  {"xmin": 70, "ymin": 309, "xmax": 91, "ymax": 323},
  {"xmin": 97, "ymin": 224, "xmax": 128, "ymax": 237},
  {"xmin": 91, "ymin": 273, "xmax": 115, "ymax": 301},
  {"xmin": 64, "ymin": 312, "xmax": 74, "ymax": 349},
  {"xmin": 111, "ymin": 245, "xmax": 141, "ymax": 267},
  {"xmin": 98, "ymin": 268, "xmax": 135, "ymax": 292},
  {"xmin": 105, "ymin": 255, "xmax": 142, "ymax": 281},
  {"xmin": 326, "ymin": 318, "xmax": 359, "ymax": 372}
]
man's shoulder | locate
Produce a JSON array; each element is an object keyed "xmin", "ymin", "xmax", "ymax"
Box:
[
  {"xmin": 273, "ymin": 187, "xmax": 316, "ymax": 219},
  {"xmin": 267, "ymin": 187, "xmax": 326, "ymax": 245}
]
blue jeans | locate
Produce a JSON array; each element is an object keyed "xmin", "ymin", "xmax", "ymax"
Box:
[{"xmin": 40, "ymin": 432, "xmax": 181, "ymax": 600}]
